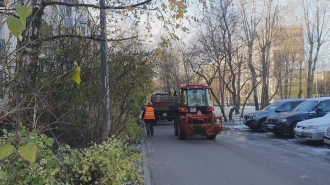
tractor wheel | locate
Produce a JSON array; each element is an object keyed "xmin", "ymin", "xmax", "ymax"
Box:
[
  {"xmin": 206, "ymin": 135, "xmax": 217, "ymax": 140},
  {"xmin": 178, "ymin": 122, "xmax": 187, "ymax": 140},
  {"xmin": 174, "ymin": 120, "xmax": 178, "ymax": 136}
]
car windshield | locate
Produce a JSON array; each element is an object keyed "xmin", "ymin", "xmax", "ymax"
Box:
[
  {"xmin": 263, "ymin": 101, "xmax": 282, "ymax": 111},
  {"xmin": 293, "ymin": 100, "xmax": 319, "ymax": 112}
]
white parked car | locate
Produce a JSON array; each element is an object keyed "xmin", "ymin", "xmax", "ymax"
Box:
[{"xmin": 294, "ymin": 112, "xmax": 330, "ymax": 141}]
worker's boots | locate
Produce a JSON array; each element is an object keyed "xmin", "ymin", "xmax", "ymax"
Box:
[{"xmin": 147, "ymin": 131, "xmax": 153, "ymax": 137}]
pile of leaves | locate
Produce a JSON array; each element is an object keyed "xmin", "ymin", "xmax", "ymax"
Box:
[{"xmin": 0, "ymin": 124, "xmax": 144, "ymax": 185}]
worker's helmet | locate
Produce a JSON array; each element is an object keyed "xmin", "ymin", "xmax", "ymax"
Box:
[{"xmin": 148, "ymin": 102, "xmax": 153, "ymax": 106}]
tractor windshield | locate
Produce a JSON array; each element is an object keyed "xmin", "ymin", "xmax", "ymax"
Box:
[{"xmin": 183, "ymin": 89, "xmax": 211, "ymax": 106}]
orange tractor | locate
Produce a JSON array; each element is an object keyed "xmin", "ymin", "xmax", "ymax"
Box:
[{"xmin": 173, "ymin": 85, "xmax": 223, "ymax": 140}]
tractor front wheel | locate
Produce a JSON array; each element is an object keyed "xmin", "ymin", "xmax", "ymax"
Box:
[
  {"xmin": 206, "ymin": 135, "xmax": 217, "ymax": 140},
  {"xmin": 178, "ymin": 122, "xmax": 187, "ymax": 140}
]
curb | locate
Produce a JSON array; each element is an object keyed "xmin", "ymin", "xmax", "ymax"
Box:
[
  {"xmin": 140, "ymin": 120, "xmax": 152, "ymax": 185},
  {"xmin": 141, "ymin": 138, "xmax": 151, "ymax": 185}
]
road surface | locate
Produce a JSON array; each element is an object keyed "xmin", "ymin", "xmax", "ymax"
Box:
[{"xmin": 145, "ymin": 121, "xmax": 330, "ymax": 185}]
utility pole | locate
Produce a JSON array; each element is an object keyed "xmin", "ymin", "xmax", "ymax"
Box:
[{"xmin": 100, "ymin": 0, "xmax": 111, "ymax": 139}]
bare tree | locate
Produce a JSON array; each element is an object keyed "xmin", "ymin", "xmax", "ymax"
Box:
[
  {"xmin": 301, "ymin": 0, "xmax": 330, "ymax": 98},
  {"xmin": 256, "ymin": 0, "xmax": 280, "ymax": 109},
  {"xmin": 239, "ymin": 0, "xmax": 261, "ymax": 110}
]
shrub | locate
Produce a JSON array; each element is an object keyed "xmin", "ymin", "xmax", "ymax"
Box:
[{"xmin": 0, "ymin": 127, "xmax": 144, "ymax": 185}]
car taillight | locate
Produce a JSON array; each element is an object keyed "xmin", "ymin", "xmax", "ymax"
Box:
[
  {"xmin": 179, "ymin": 107, "xmax": 189, "ymax": 113},
  {"xmin": 206, "ymin": 106, "xmax": 214, "ymax": 112}
]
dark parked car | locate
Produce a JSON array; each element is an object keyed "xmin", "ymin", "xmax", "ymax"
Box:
[
  {"xmin": 243, "ymin": 99, "xmax": 305, "ymax": 132},
  {"xmin": 266, "ymin": 97, "xmax": 330, "ymax": 137}
]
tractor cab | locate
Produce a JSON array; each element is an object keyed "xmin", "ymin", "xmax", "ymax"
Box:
[{"xmin": 179, "ymin": 85, "xmax": 214, "ymax": 114}]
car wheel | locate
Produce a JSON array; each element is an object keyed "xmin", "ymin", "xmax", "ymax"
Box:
[
  {"xmin": 273, "ymin": 132, "xmax": 283, "ymax": 136},
  {"xmin": 289, "ymin": 122, "xmax": 298, "ymax": 138},
  {"xmin": 251, "ymin": 127, "xmax": 258, "ymax": 131},
  {"xmin": 258, "ymin": 118, "xmax": 267, "ymax": 132},
  {"xmin": 178, "ymin": 122, "xmax": 187, "ymax": 140}
]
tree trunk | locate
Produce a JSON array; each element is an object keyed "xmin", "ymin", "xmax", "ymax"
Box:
[
  {"xmin": 288, "ymin": 60, "xmax": 295, "ymax": 98},
  {"xmin": 247, "ymin": 45, "xmax": 259, "ymax": 110},
  {"xmin": 298, "ymin": 61, "xmax": 303, "ymax": 98},
  {"xmin": 284, "ymin": 61, "xmax": 289, "ymax": 98},
  {"xmin": 261, "ymin": 48, "xmax": 269, "ymax": 109}
]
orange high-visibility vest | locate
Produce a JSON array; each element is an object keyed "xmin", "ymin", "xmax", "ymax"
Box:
[{"xmin": 144, "ymin": 107, "xmax": 156, "ymax": 120}]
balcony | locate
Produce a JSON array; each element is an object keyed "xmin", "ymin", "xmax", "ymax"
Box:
[{"xmin": 64, "ymin": 17, "xmax": 74, "ymax": 28}]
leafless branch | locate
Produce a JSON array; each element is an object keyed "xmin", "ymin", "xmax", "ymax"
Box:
[
  {"xmin": 42, "ymin": 0, "xmax": 152, "ymax": 10},
  {"xmin": 43, "ymin": 35, "xmax": 137, "ymax": 42}
]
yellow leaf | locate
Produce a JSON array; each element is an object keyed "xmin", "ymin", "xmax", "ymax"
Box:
[
  {"xmin": 157, "ymin": 52, "xmax": 162, "ymax": 60},
  {"xmin": 169, "ymin": 0, "xmax": 176, "ymax": 10},
  {"xmin": 82, "ymin": 164, "xmax": 89, "ymax": 171},
  {"xmin": 0, "ymin": 145, "xmax": 15, "ymax": 160},
  {"xmin": 18, "ymin": 144, "xmax": 37, "ymax": 164},
  {"xmin": 161, "ymin": 3, "xmax": 167, "ymax": 10},
  {"xmin": 127, "ymin": 6, "xmax": 134, "ymax": 11},
  {"xmin": 175, "ymin": 9, "xmax": 184, "ymax": 20},
  {"xmin": 176, "ymin": 1, "xmax": 187, "ymax": 9},
  {"xmin": 72, "ymin": 66, "xmax": 81, "ymax": 85},
  {"xmin": 146, "ymin": 59, "xmax": 151, "ymax": 65}
]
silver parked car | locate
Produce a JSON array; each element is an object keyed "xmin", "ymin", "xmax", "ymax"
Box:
[{"xmin": 294, "ymin": 112, "xmax": 330, "ymax": 141}]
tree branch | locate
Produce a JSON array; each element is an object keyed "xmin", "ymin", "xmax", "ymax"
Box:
[
  {"xmin": 42, "ymin": 0, "xmax": 152, "ymax": 9},
  {"xmin": 42, "ymin": 35, "xmax": 137, "ymax": 42}
]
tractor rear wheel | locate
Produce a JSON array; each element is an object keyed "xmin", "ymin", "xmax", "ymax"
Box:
[{"xmin": 178, "ymin": 122, "xmax": 187, "ymax": 140}]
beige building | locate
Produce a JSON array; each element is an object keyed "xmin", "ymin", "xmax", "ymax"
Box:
[{"xmin": 269, "ymin": 26, "xmax": 306, "ymax": 99}]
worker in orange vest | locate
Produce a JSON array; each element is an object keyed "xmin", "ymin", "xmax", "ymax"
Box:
[{"xmin": 142, "ymin": 102, "xmax": 156, "ymax": 136}]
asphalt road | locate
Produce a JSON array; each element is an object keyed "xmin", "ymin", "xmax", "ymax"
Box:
[{"xmin": 145, "ymin": 121, "xmax": 330, "ymax": 185}]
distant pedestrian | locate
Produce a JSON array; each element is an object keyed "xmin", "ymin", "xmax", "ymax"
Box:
[{"xmin": 142, "ymin": 102, "xmax": 156, "ymax": 137}]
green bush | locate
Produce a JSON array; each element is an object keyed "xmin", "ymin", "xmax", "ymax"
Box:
[
  {"xmin": 122, "ymin": 119, "xmax": 143, "ymax": 145},
  {"xmin": 0, "ymin": 127, "xmax": 144, "ymax": 185}
]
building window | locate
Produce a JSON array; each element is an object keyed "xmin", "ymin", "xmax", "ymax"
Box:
[
  {"xmin": 59, "ymin": 6, "xmax": 72, "ymax": 17},
  {"xmin": 0, "ymin": 0, "xmax": 5, "ymax": 7}
]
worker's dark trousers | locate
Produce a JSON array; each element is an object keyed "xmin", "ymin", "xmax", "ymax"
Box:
[{"xmin": 144, "ymin": 120, "xmax": 155, "ymax": 136}]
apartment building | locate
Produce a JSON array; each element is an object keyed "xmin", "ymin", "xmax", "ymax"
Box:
[
  {"xmin": 269, "ymin": 26, "xmax": 306, "ymax": 99},
  {"xmin": 1, "ymin": 1, "xmax": 93, "ymax": 97},
  {"xmin": 0, "ymin": 1, "xmax": 18, "ymax": 96},
  {"xmin": 44, "ymin": 0, "xmax": 92, "ymax": 36}
]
